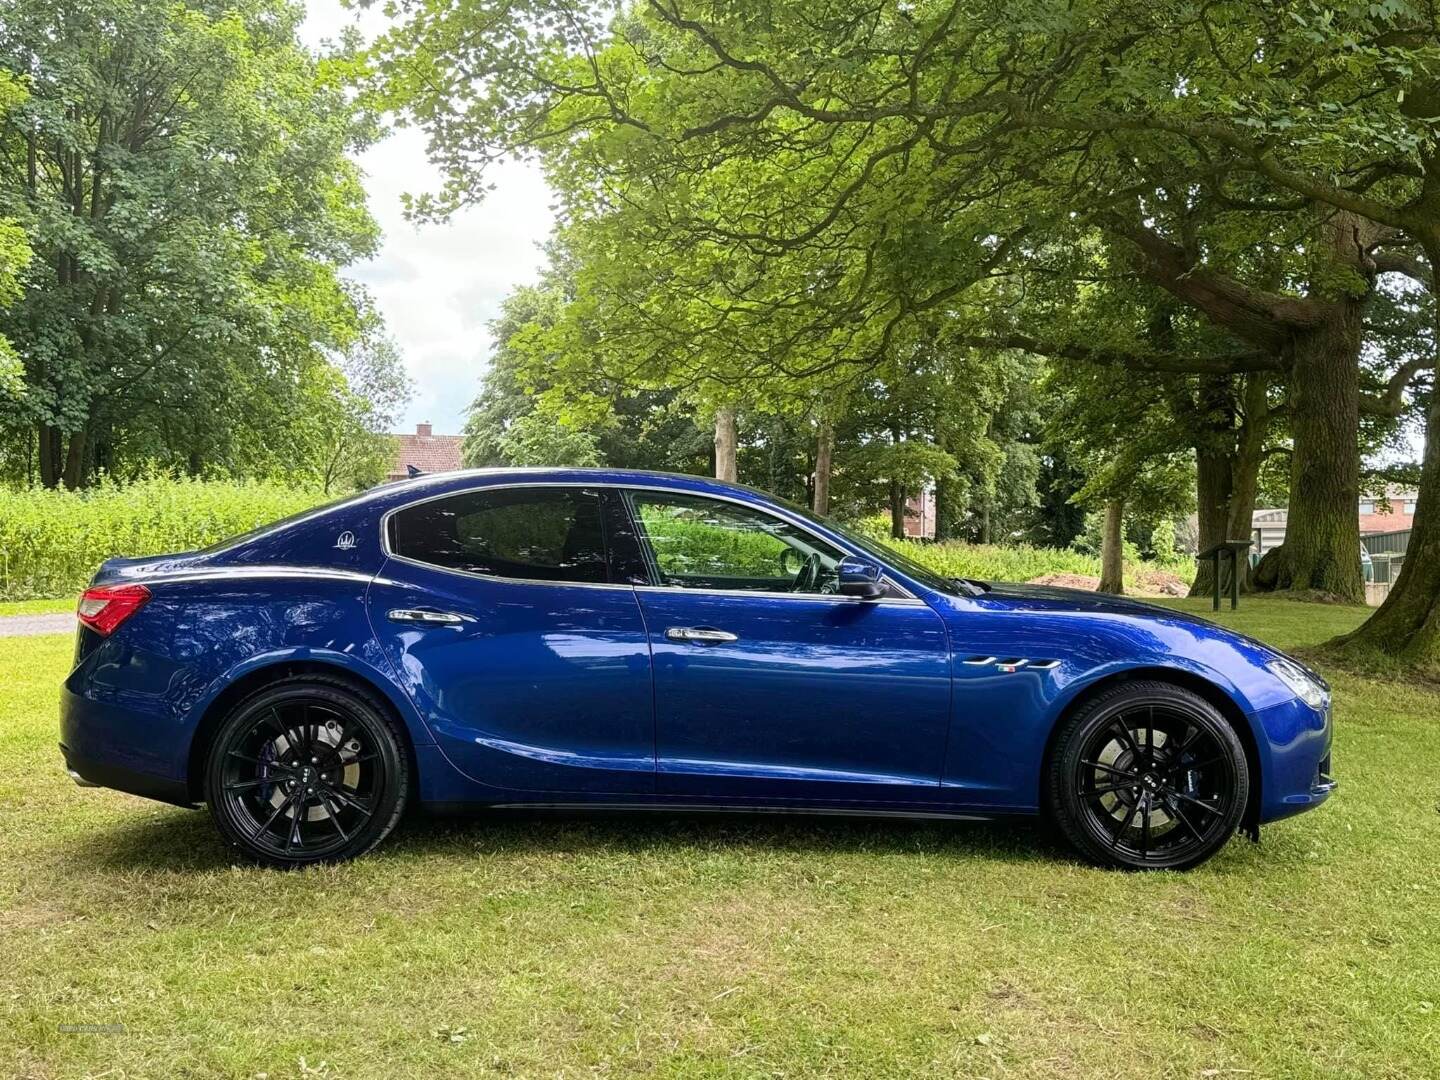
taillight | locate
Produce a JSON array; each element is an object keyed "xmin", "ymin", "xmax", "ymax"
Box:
[{"xmin": 77, "ymin": 583, "xmax": 151, "ymax": 637}]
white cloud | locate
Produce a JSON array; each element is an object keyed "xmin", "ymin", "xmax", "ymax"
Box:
[{"xmin": 300, "ymin": 1, "xmax": 555, "ymax": 436}]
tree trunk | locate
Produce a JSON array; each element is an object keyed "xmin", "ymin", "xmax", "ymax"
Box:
[
  {"xmin": 713, "ymin": 407, "xmax": 737, "ymax": 483},
  {"xmin": 37, "ymin": 424, "xmax": 60, "ymax": 489},
  {"xmin": 62, "ymin": 426, "xmax": 87, "ymax": 490},
  {"xmin": 1098, "ymin": 499, "xmax": 1125, "ymax": 595},
  {"xmin": 1331, "ymin": 244, "xmax": 1440, "ymax": 668},
  {"xmin": 1189, "ymin": 446, "xmax": 1234, "ymax": 597},
  {"xmin": 933, "ymin": 475, "xmax": 953, "ymax": 541},
  {"xmin": 889, "ymin": 479, "xmax": 906, "ymax": 539},
  {"xmin": 1254, "ymin": 308, "xmax": 1364, "ymax": 602},
  {"xmin": 812, "ymin": 423, "xmax": 833, "ymax": 515},
  {"xmin": 1189, "ymin": 376, "xmax": 1269, "ymax": 598}
]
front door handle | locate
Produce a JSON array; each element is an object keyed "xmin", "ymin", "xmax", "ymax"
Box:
[
  {"xmin": 387, "ymin": 608, "xmax": 467, "ymax": 626},
  {"xmin": 665, "ymin": 626, "xmax": 738, "ymax": 645}
]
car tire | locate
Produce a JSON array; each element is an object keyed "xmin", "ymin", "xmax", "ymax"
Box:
[
  {"xmin": 1046, "ymin": 680, "xmax": 1249, "ymax": 871},
  {"xmin": 204, "ymin": 675, "xmax": 410, "ymax": 868}
]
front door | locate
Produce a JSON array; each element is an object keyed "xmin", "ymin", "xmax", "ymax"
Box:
[
  {"xmin": 623, "ymin": 489, "xmax": 951, "ymax": 803},
  {"xmin": 367, "ymin": 485, "xmax": 655, "ymax": 795}
]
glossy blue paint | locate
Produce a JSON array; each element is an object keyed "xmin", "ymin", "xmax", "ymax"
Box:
[
  {"xmin": 636, "ymin": 587, "xmax": 951, "ymax": 800},
  {"xmin": 59, "ymin": 467, "xmax": 1335, "ymax": 833},
  {"xmin": 366, "ymin": 560, "xmax": 655, "ymax": 794}
]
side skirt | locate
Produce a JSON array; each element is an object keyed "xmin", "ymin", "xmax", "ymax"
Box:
[{"xmin": 423, "ymin": 800, "xmax": 1036, "ymax": 822}]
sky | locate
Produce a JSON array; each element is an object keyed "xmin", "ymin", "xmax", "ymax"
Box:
[{"xmin": 298, "ymin": 2, "xmax": 556, "ymax": 437}]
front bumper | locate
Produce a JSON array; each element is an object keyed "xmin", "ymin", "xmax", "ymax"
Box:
[{"xmin": 1252, "ymin": 697, "xmax": 1336, "ymax": 823}]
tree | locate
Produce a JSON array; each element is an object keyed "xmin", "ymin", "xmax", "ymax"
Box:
[
  {"xmin": 370, "ymin": 0, "xmax": 1440, "ymax": 624},
  {"xmin": 309, "ymin": 325, "xmax": 413, "ymax": 493},
  {"xmin": 367, "ymin": 1, "xmax": 1392, "ymax": 595},
  {"xmin": 1044, "ymin": 351, "xmax": 1194, "ymax": 595},
  {"xmin": 0, "ymin": 70, "xmax": 30, "ymax": 398},
  {"xmin": 0, "ymin": 0, "xmax": 380, "ymax": 488},
  {"xmin": 463, "ymin": 277, "xmax": 711, "ymax": 472}
]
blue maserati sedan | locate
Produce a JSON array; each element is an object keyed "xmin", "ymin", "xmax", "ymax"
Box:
[{"xmin": 60, "ymin": 468, "xmax": 1335, "ymax": 870}]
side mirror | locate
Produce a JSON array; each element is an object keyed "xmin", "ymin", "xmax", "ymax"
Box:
[{"xmin": 837, "ymin": 556, "xmax": 885, "ymax": 599}]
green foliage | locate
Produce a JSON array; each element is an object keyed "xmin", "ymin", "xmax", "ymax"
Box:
[
  {"xmin": 636, "ymin": 505, "xmax": 789, "ymax": 580},
  {"xmin": 0, "ymin": 476, "xmax": 326, "ymax": 599},
  {"xmin": 299, "ymin": 324, "xmax": 413, "ymax": 493},
  {"xmin": 847, "ymin": 515, "xmax": 1191, "ymax": 586},
  {"xmin": 463, "ymin": 278, "xmax": 710, "ymax": 474},
  {"xmin": 0, "ymin": 70, "xmax": 30, "ymax": 388},
  {"xmin": 493, "ymin": 411, "xmax": 604, "ymax": 468},
  {"xmin": 0, "ymin": 0, "xmax": 382, "ymax": 488}
]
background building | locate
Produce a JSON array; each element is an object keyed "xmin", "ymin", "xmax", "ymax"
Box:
[{"xmin": 387, "ymin": 422, "xmax": 463, "ymax": 482}]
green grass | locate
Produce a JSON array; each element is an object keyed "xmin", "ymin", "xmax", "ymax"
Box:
[
  {"xmin": 3, "ymin": 598, "xmax": 1438, "ymax": 1077},
  {"xmin": 0, "ymin": 597, "xmax": 74, "ymax": 616}
]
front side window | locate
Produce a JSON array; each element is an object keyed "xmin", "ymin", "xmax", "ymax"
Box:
[
  {"xmin": 628, "ymin": 491, "xmax": 844, "ymax": 594},
  {"xmin": 387, "ymin": 487, "xmax": 609, "ymax": 583}
]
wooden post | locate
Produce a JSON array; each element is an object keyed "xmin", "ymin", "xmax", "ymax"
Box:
[{"xmin": 1200, "ymin": 540, "xmax": 1253, "ymax": 611}]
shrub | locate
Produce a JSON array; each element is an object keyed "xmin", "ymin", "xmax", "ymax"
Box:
[
  {"xmin": 854, "ymin": 534, "xmax": 1193, "ymax": 588},
  {"xmin": 0, "ymin": 477, "xmax": 326, "ymax": 600}
]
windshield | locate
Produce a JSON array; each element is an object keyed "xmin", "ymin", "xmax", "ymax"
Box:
[{"xmin": 776, "ymin": 498, "xmax": 969, "ymax": 596}]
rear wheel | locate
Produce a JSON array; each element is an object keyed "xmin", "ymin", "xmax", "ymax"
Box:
[
  {"xmin": 204, "ymin": 677, "xmax": 409, "ymax": 867},
  {"xmin": 1047, "ymin": 681, "xmax": 1248, "ymax": 871}
]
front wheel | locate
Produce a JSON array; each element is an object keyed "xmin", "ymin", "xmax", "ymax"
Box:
[
  {"xmin": 204, "ymin": 676, "xmax": 410, "ymax": 868},
  {"xmin": 1047, "ymin": 681, "xmax": 1249, "ymax": 871}
]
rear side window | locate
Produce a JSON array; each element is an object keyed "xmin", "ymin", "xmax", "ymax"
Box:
[{"xmin": 387, "ymin": 487, "xmax": 609, "ymax": 584}]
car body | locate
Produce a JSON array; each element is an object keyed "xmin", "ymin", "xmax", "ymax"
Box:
[{"xmin": 60, "ymin": 468, "xmax": 1336, "ymax": 869}]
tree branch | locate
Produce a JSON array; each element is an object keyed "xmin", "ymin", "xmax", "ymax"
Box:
[
  {"xmin": 1360, "ymin": 355, "xmax": 1433, "ymax": 416},
  {"xmin": 954, "ymin": 332, "xmax": 1282, "ymax": 375}
]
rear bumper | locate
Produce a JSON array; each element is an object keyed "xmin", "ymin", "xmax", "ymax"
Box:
[
  {"xmin": 59, "ymin": 743, "xmax": 195, "ymax": 807},
  {"xmin": 59, "ymin": 674, "xmax": 197, "ymax": 807}
]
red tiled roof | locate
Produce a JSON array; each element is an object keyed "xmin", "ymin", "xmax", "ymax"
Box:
[{"xmin": 388, "ymin": 431, "xmax": 464, "ymax": 479}]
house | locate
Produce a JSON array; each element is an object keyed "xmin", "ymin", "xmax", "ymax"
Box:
[
  {"xmin": 386, "ymin": 422, "xmax": 464, "ymax": 482},
  {"xmin": 903, "ymin": 486, "xmax": 937, "ymax": 539},
  {"xmin": 1358, "ymin": 486, "xmax": 1419, "ymax": 535}
]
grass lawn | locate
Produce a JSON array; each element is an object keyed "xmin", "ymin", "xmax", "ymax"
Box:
[
  {"xmin": 0, "ymin": 597, "xmax": 74, "ymax": 617},
  {"xmin": 2, "ymin": 597, "xmax": 1437, "ymax": 1078}
]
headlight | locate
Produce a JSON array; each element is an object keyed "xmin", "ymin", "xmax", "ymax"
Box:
[{"xmin": 1267, "ymin": 658, "xmax": 1329, "ymax": 711}]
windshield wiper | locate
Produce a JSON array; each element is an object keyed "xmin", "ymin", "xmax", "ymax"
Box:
[{"xmin": 951, "ymin": 577, "xmax": 991, "ymax": 597}]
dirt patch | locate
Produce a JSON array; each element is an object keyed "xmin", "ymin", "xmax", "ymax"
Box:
[
  {"xmin": 1132, "ymin": 570, "xmax": 1191, "ymax": 597},
  {"xmin": 1027, "ymin": 573, "xmax": 1103, "ymax": 592}
]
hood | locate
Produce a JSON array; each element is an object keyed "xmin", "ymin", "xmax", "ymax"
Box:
[
  {"xmin": 983, "ymin": 581, "xmax": 1284, "ymax": 658},
  {"xmin": 984, "ymin": 581, "xmax": 1206, "ymax": 619}
]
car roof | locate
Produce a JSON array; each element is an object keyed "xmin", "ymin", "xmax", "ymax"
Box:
[{"xmin": 361, "ymin": 467, "xmax": 790, "ymax": 508}]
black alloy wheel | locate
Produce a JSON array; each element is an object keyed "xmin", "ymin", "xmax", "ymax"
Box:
[
  {"xmin": 1048, "ymin": 680, "xmax": 1249, "ymax": 871},
  {"xmin": 205, "ymin": 676, "xmax": 409, "ymax": 867}
]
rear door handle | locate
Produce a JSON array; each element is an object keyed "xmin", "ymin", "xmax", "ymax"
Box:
[
  {"xmin": 665, "ymin": 626, "xmax": 738, "ymax": 645},
  {"xmin": 387, "ymin": 608, "xmax": 467, "ymax": 626}
]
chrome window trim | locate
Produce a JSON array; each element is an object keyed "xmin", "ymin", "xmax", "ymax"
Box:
[
  {"xmin": 377, "ymin": 480, "xmax": 926, "ymax": 604},
  {"xmin": 633, "ymin": 584, "xmax": 924, "ymax": 607},
  {"xmin": 379, "ymin": 484, "xmax": 630, "ymax": 592}
]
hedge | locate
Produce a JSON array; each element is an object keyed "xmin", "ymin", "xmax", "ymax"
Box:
[{"xmin": 0, "ymin": 478, "xmax": 327, "ymax": 600}]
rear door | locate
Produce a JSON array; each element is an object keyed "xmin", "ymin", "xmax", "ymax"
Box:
[
  {"xmin": 367, "ymin": 485, "xmax": 655, "ymax": 795},
  {"xmin": 622, "ymin": 489, "xmax": 952, "ymax": 802}
]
